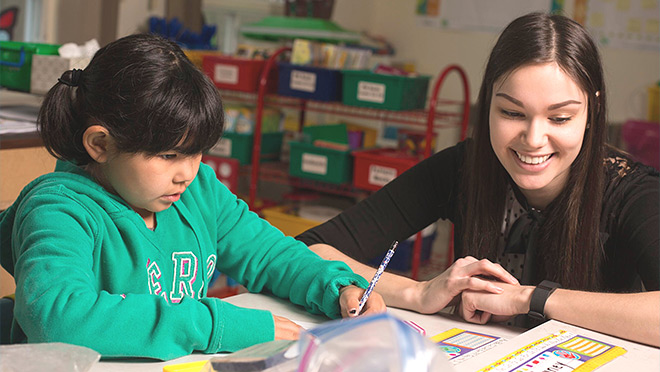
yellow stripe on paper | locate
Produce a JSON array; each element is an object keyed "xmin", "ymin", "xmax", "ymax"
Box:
[
  {"xmin": 574, "ymin": 346, "xmax": 627, "ymax": 372},
  {"xmin": 560, "ymin": 336, "xmax": 610, "ymax": 357},
  {"xmin": 431, "ymin": 328, "xmax": 465, "ymax": 343}
]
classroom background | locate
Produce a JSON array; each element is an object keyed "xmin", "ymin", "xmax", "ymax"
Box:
[{"xmin": 1, "ymin": 0, "xmax": 658, "ymax": 298}]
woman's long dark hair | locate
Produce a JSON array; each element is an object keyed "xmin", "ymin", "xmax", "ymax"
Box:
[
  {"xmin": 460, "ymin": 13, "xmax": 607, "ymax": 290},
  {"xmin": 38, "ymin": 33, "xmax": 224, "ymax": 165}
]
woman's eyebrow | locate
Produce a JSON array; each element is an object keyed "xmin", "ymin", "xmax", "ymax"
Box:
[
  {"xmin": 495, "ymin": 93, "xmax": 524, "ymax": 108},
  {"xmin": 495, "ymin": 93, "xmax": 582, "ymax": 111},
  {"xmin": 547, "ymin": 100, "xmax": 582, "ymax": 110}
]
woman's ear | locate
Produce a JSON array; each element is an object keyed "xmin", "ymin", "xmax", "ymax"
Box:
[{"xmin": 82, "ymin": 125, "xmax": 112, "ymax": 163}]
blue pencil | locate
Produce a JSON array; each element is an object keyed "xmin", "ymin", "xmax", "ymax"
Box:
[{"xmin": 357, "ymin": 240, "xmax": 398, "ymax": 314}]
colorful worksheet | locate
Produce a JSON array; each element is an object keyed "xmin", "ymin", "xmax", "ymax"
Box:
[
  {"xmin": 477, "ymin": 330, "xmax": 626, "ymax": 372},
  {"xmin": 432, "ymin": 328, "xmax": 507, "ymax": 364}
]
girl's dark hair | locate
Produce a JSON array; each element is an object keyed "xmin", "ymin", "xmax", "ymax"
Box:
[
  {"xmin": 461, "ymin": 12, "xmax": 607, "ymax": 290},
  {"xmin": 38, "ymin": 33, "xmax": 224, "ymax": 164}
]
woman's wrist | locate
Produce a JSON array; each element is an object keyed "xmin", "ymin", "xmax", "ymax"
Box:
[{"xmin": 517, "ymin": 286, "xmax": 536, "ymax": 314}]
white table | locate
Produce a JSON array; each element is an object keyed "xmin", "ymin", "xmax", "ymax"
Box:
[{"xmin": 90, "ymin": 293, "xmax": 659, "ymax": 371}]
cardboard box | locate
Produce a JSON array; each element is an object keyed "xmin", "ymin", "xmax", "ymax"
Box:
[{"xmin": 30, "ymin": 54, "xmax": 91, "ymax": 95}]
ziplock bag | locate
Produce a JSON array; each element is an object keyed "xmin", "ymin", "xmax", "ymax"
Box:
[
  {"xmin": 0, "ymin": 342, "xmax": 100, "ymax": 372},
  {"xmin": 296, "ymin": 313, "xmax": 454, "ymax": 372}
]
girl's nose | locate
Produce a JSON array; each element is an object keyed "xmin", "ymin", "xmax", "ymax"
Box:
[{"xmin": 174, "ymin": 156, "xmax": 200, "ymax": 184}]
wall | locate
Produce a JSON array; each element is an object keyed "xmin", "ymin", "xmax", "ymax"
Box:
[
  {"xmin": 0, "ymin": 147, "xmax": 57, "ymax": 297},
  {"xmin": 117, "ymin": 0, "xmax": 166, "ymax": 38},
  {"xmin": 332, "ymin": 0, "xmax": 660, "ymax": 124}
]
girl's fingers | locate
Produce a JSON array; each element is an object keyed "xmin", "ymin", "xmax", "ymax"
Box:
[
  {"xmin": 360, "ymin": 293, "xmax": 386, "ymax": 316},
  {"xmin": 339, "ymin": 286, "xmax": 362, "ymax": 317},
  {"xmin": 273, "ymin": 315, "xmax": 302, "ymax": 340}
]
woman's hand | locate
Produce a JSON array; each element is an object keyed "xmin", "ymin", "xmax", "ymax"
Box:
[
  {"xmin": 414, "ymin": 256, "xmax": 520, "ymax": 314},
  {"xmin": 273, "ymin": 315, "xmax": 302, "ymax": 340},
  {"xmin": 458, "ymin": 282, "xmax": 534, "ymax": 324},
  {"xmin": 339, "ymin": 285, "xmax": 386, "ymax": 317}
]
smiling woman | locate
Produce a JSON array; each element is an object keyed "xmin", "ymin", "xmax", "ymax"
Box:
[
  {"xmin": 489, "ymin": 62, "xmax": 589, "ymax": 209},
  {"xmin": 298, "ymin": 12, "xmax": 659, "ymax": 347}
]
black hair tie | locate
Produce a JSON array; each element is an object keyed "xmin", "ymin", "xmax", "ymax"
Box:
[{"xmin": 58, "ymin": 69, "xmax": 83, "ymax": 87}]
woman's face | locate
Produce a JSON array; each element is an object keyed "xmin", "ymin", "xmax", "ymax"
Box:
[{"xmin": 489, "ymin": 62, "xmax": 589, "ymax": 208}]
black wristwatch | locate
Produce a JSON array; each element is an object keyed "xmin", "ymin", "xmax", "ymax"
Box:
[{"xmin": 527, "ymin": 280, "xmax": 561, "ymax": 321}]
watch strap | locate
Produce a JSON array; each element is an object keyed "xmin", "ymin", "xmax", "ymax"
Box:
[{"xmin": 528, "ymin": 280, "xmax": 560, "ymax": 321}]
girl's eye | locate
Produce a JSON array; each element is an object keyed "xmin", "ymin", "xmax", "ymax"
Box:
[
  {"xmin": 501, "ymin": 109, "xmax": 524, "ymax": 119},
  {"xmin": 550, "ymin": 116, "xmax": 572, "ymax": 124},
  {"xmin": 160, "ymin": 154, "xmax": 177, "ymax": 160}
]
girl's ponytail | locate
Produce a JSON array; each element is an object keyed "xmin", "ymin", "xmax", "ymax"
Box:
[{"xmin": 37, "ymin": 69, "xmax": 89, "ymax": 164}]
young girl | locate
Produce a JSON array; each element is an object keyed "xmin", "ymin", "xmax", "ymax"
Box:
[
  {"xmin": 299, "ymin": 12, "xmax": 659, "ymax": 346},
  {"xmin": 0, "ymin": 33, "xmax": 384, "ymax": 360}
]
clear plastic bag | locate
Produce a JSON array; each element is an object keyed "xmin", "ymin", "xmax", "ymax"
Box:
[
  {"xmin": 0, "ymin": 342, "xmax": 100, "ymax": 372},
  {"xmin": 297, "ymin": 313, "xmax": 454, "ymax": 372}
]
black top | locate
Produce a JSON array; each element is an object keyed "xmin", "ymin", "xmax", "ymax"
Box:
[{"xmin": 297, "ymin": 141, "xmax": 660, "ymax": 292}]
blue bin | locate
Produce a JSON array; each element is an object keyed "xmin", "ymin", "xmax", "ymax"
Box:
[{"xmin": 277, "ymin": 63, "xmax": 342, "ymax": 101}]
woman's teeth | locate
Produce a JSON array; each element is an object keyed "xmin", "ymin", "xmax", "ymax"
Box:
[{"xmin": 515, "ymin": 151, "xmax": 551, "ymax": 165}]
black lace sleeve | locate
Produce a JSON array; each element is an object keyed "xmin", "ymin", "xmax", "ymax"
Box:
[
  {"xmin": 601, "ymin": 153, "xmax": 660, "ymax": 291},
  {"xmin": 296, "ymin": 141, "xmax": 467, "ymax": 262}
]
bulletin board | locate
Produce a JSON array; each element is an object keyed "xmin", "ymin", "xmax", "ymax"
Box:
[
  {"xmin": 415, "ymin": 0, "xmax": 659, "ymax": 51},
  {"xmin": 415, "ymin": 0, "xmax": 557, "ymax": 32},
  {"xmin": 583, "ymin": 0, "xmax": 659, "ymax": 51}
]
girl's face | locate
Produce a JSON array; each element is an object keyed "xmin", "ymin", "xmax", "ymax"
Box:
[
  {"xmin": 489, "ymin": 62, "xmax": 588, "ymax": 208},
  {"xmin": 99, "ymin": 150, "xmax": 202, "ymax": 221}
]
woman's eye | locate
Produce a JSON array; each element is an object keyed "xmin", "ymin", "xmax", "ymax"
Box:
[
  {"xmin": 501, "ymin": 109, "xmax": 524, "ymax": 119},
  {"xmin": 550, "ymin": 116, "xmax": 572, "ymax": 124}
]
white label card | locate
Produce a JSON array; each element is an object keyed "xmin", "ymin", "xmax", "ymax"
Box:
[
  {"xmin": 368, "ymin": 164, "xmax": 397, "ymax": 186},
  {"xmin": 290, "ymin": 70, "xmax": 317, "ymax": 93},
  {"xmin": 357, "ymin": 81, "xmax": 386, "ymax": 103},
  {"xmin": 301, "ymin": 153, "xmax": 328, "ymax": 175},
  {"xmin": 210, "ymin": 138, "xmax": 232, "ymax": 157},
  {"xmin": 214, "ymin": 64, "xmax": 239, "ymax": 84}
]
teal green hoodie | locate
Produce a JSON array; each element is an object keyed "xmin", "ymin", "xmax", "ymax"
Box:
[{"xmin": 0, "ymin": 161, "xmax": 368, "ymax": 360}]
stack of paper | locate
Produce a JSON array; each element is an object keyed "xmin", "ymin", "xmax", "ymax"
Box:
[{"xmin": 0, "ymin": 104, "xmax": 39, "ymax": 135}]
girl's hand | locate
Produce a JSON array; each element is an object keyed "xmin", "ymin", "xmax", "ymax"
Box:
[
  {"xmin": 339, "ymin": 285, "xmax": 386, "ymax": 317},
  {"xmin": 415, "ymin": 256, "xmax": 519, "ymax": 314},
  {"xmin": 273, "ymin": 315, "xmax": 302, "ymax": 340},
  {"xmin": 458, "ymin": 282, "xmax": 534, "ymax": 324}
]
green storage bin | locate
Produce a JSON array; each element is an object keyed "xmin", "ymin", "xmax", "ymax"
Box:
[
  {"xmin": 342, "ymin": 70, "xmax": 430, "ymax": 111},
  {"xmin": 289, "ymin": 141, "xmax": 352, "ymax": 184},
  {"xmin": 209, "ymin": 131, "xmax": 284, "ymax": 165},
  {"xmin": 302, "ymin": 123, "xmax": 348, "ymax": 144},
  {"xmin": 0, "ymin": 41, "xmax": 60, "ymax": 92}
]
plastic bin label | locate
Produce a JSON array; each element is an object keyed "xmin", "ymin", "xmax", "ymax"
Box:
[
  {"xmin": 209, "ymin": 138, "xmax": 232, "ymax": 157},
  {"xmin": 368, "ymin": 164, "xmax": 397, "ymax": 186},
  {"xmin": 290, "ymin": 70, "xmax": 317, "ymax": 93},
  {"xmin": 301, "ymin": 153, "xmax": 328, "ymax": 175},
  {"xmin": 214, "ymin": 64, "xmax": 239, "ymax": 85},
  {"xmin": 357, "ymin": 81, "xmax": 386, "ymax": 103}
]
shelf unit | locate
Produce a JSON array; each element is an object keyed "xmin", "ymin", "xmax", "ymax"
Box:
[{"xmin": 221, "ymin": 46, "xmax": 470, "ymax": 279}]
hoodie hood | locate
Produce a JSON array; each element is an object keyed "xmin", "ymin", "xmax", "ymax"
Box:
[{"xmin": 0, "ymin": 161, "xmax": 132, "ymax": 275}]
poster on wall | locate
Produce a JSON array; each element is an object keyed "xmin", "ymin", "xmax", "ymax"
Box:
[
  {"xmin": 415, "ymin": 0, "xmax": 559, "ymax": 33},
  {"xmin": 415, "ymin": 0, "xmax": 442, "ymax": 27},
  {"xmin": 584, "ymin": 0, "xmax": 659, "ymax": 51}
]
